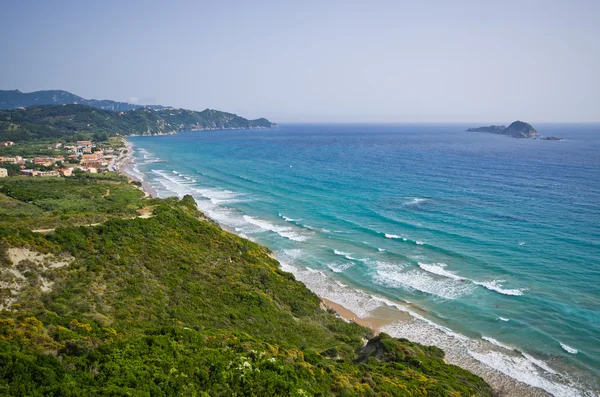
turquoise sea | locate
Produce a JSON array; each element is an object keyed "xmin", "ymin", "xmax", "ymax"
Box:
[{"xmin": 128, "ymin": 124, "xmax": 600, "ymax": 396}]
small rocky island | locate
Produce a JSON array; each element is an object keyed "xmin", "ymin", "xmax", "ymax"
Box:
[{"xmin": 467, "ymin": 120, "xmax": 539, "ymax": 138}]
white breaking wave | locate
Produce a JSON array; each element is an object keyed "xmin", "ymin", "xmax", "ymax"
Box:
[
  {"xmin": 193, "ymin": 187, "xmax": 241, "ymax": 205},
  {"xmin": 385, "ymin": 233, "xmax": 403, "ymax": 239},
  {"xmin": 482, "ymin": 336, "xmax": 514, "ymax": 351},
  {"xmin": 333, "ymin": 249, "xmax": 357, "ymax": 260},
  {"xmin": 418, "ymin": 262, "xmax": 465, "ymax": 281},
  {"xmin": 498, "ymin": 317, "xmax": 510, "ymax": 322},
  {"xmin": 384, "ymin": 233, "xmax": 425, "ymax": 245},
  {"xmin": 242, "ymin": 215, "xmax": 308, "ymax": 242},
  {"xmin": 473, "ymin": 280, "xmax": 525, "ymax": 296},
  {"xmin": 468, "ymin": 350, "xmax": 581, "ymax": 397},
  {"xmin": 274, "ymin": 249, "xmax": 588, "ymax": 397},
  {"xmin": 418, "ymin": 262, "xmax": 526, "ymax": 297},
  {"xmin": 560, "ymin": 343, "xmax": 578, "ymax": 355},
  {"xmin": 405, "ymin": 197, "xmax": 430, "ymax": 206},
  {"xmin": 327, "ymin": 262, "xmax": 354, "ymax": 273},
  {"xmin": 278, "ymin": 213, "xmax": 298, "ymax": 222},
  {"xmin": 378, "ymin": 248, "xmax": 386, "ymax": 252},
  {"xmin": 375, "ymin": 262, "xmax": 475, "ymax": 300}
]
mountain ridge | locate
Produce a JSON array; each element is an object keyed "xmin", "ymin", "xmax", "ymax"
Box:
[
  {"xmin": 0, "ymin": 104, "xmax": 277, "ymax": 142},
  {"xmin": 0, "ymin": 89, "xmax": 167, "ymax": 111}
]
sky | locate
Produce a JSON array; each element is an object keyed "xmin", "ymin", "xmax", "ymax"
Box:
[{"xmin": 1, "ymin": 0, "xmax": 599, "ymax": 123}]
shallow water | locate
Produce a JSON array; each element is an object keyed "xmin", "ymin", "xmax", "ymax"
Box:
[{"xmin": 129, "ymin": 124, "xmax": 600, "ymax": 396}]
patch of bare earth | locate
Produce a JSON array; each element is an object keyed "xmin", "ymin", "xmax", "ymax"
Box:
[{"xmin": 0, "ymin": 247, "xmax": 74, "ymax": 310}]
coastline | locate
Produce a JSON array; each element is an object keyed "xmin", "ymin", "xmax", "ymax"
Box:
[
  {"xmin": 116, "ymin": 137, "xmax": 585, "ymax": 397},
  {"xmin": 115, "ymin": 138, "xmax": 157, "ymax": 198}
]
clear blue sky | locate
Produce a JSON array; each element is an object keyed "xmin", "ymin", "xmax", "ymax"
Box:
[{"xmin": 1, "ymin": 0, "xmax": 598, "ymax": 122}]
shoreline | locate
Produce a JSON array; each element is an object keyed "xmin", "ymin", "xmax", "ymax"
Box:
[
  {"xmin": 115, "ymin": 138, "xmax": 157, "ymax": 198},
  {"xmin": 115, "ymin": 136, "xmax": 587, "ymax": 397}
]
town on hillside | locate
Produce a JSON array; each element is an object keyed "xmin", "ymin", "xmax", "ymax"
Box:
[{"xmin": 0, "ymin": 139, "xmax": 128, "ymax": 178}]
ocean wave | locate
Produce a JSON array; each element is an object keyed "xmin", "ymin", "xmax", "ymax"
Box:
[
  {"xmin": 560, "ymin": 343, "xmax": 578, "ymax": 355},
  {"xmin": 385, "ymin": 233, "xmax": 404, "ymax": 239},
  {"xmin": 374, "ymin": 262, "xmax": 475, "ymax": 300},
  {"xmin": 468, "ymin": 350, "xmax": 581, "ymax": 397},
  {"xmin": 418, "ymin": 262, "xmax": 526, "ymax": 297},
  {"xmin": 192, "ymin": 187, "xmax": 241, "ymax": 205},
  {"xmin": 481, "ymin": 336, "xmax": 514, "ymax": 351},
  {"xmin": 278, "ymin": 213, "xmax": 298, "ymax": 222},
  {"xmin": 278, "ymin": 213, "xmax": 320, "ymax": 231},
  {"xmin": 333, "ymin": 249, "xmax": 357, "ymax": 261},
  {"xmin": 242, "ymin": 215, "xmax": 308, "ymax": 242},
  {"xmin": 327, "ymin": 262, "xmax": 354, "ymax": 273},
  {"xmin": 384, "ymin": 232, "xmax": 426, "ymax": 246},
  {"xmin": 275, "ymin": 251, "xmax": 589, "ymax": 396},
  {"xmin": 418, "ymin": 262, "xmax": 465, "ymax": 281},
  {"xmin": 373, "ymin": 296, "xmax": 469, "ymax": 340},
  {"xmin": 473, "ymin": 280, "xmax": 525, "ymax": 296},
  {"xmin": 498, "ymin": 317, "xmax": 510, "ymax": 322},
  {"xmin": 405, "ymin": 197, "xmax": 430, "ymax": 206},
  {"xmin": 378, "ymin": 248, "xmax": 386, "ymax": 252}
]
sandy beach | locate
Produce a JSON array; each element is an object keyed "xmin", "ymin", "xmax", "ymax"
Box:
[{"xmin": 115, "ymin": 138, "xmax": 157, "ymax": 198}]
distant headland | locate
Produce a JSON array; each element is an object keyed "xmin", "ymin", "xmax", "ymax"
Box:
[
  {"xmin": 467, "ymin": 121, "xmax": 539, "ymax": 138},
  {"xmin": 0, "ymin": 89, "xmax": 277, "ymax": 141}
]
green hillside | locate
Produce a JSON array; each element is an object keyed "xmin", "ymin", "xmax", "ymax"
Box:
[
  {"xmin": 0, "ymin": 175, "xmax": 493, "ymax": 396},
  {"xmin": 0, "ymin": 104, "xmax": 276, "ymax": 142}
]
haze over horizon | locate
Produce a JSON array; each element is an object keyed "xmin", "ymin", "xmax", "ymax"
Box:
[{"xmin": 1, "ymin": 0, "xmax": 599, "ymax": 123}]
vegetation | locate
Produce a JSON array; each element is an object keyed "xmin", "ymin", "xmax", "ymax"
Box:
[
  {"xmin": 0, "ymin": 173, "xmax": 146, "ymax": 229},
  {"xmin": 0, "ymin": 103, "xmax": 276, "ymax": 143},
  {"xmin": 0, "ymin": 89, "xmax": 167, "ymax": 111},
  {"xmin": 0, "ymin": 177, "xmax": 493, "ymax": 395}
]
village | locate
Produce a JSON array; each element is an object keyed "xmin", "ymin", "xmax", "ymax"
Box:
[{"xmin": 0, "ymin": 139, "xmax": 127, "ymax": 178}]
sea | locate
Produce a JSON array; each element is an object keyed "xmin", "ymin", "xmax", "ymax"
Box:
[{"xmin": 127, "ymin": 124, "xmax": 600, "ymax": 397}]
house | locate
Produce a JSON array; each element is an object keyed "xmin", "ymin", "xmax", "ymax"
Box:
[
  {"xmin": 36, "ymin": 171, "xmax": 60, "ymax": 177},
  {"xmin": 0, "ymin": 157, "xmax": 19, "ymax": 164},
  {"xmin": 59, "ymin": 168, "xmax": 73, "ymax": 177},
  {"xmin": 33, "ymin": 157, "xmax": 55, "ymax": 167},
  {"xmin": 55, "ymin": 142, "xmax": 63, "ymax": 148},
  {"xmin": 81, "ymin": 153, "xmax": 102, "ymax": 162},
  {"xmin": 2, "ymin": 141, "xmax": 14, "ymax": 146},
  {"xmin": 0, "ymin": 168, "xmax": 7, "ymax": 178},
  {"xmin": 82, "ymin": 160, "xmax": 105, "ymax": 168},
  {"xmin": 76, "ymin": 140, "xmax": 93, "ymax": 155},
  {"xmin": 20, "ymin": 169, "xmax": 35, "ymax": 176}
]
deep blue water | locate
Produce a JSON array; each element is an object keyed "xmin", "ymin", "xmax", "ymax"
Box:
[{"xmin": 128, "ymin": 124, "xmax": 600, "ymax": 396}]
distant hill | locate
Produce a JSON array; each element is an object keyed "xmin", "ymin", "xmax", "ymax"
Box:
[
  {"xmin": 0, "ymin": 104, "xmax": 277, "ymax": 142},
  {"xmin": 467, "ymin": 121, "xmax": 538, "ymax": 138},
  {"xmin": 0, "ymin": 89, "xmax": 168, "ymax": 111}
]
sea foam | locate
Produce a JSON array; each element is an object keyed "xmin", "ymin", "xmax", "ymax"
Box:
[
  {"xmin": 243, "ymin": 215, "xmax": 308, "ymax": 242},
  {"xmin": 560, "ymin": 343, "xmax": 578, "ymax": 355},
  {"xmin": 418, "ymin": 262, "xmax": 526, "ymax": 297}
]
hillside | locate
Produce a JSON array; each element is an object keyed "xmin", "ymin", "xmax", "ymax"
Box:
[
  {"xmin": 0, "ymin": 89, "xmax": 166, "ymax": 111},
  {"xmin": 0, "ymin": 104, "xmax": 276, "ymax": 142},
  {"xmin": 0, "ymin": 175, "xmax": 493, "ymax": 396}
]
